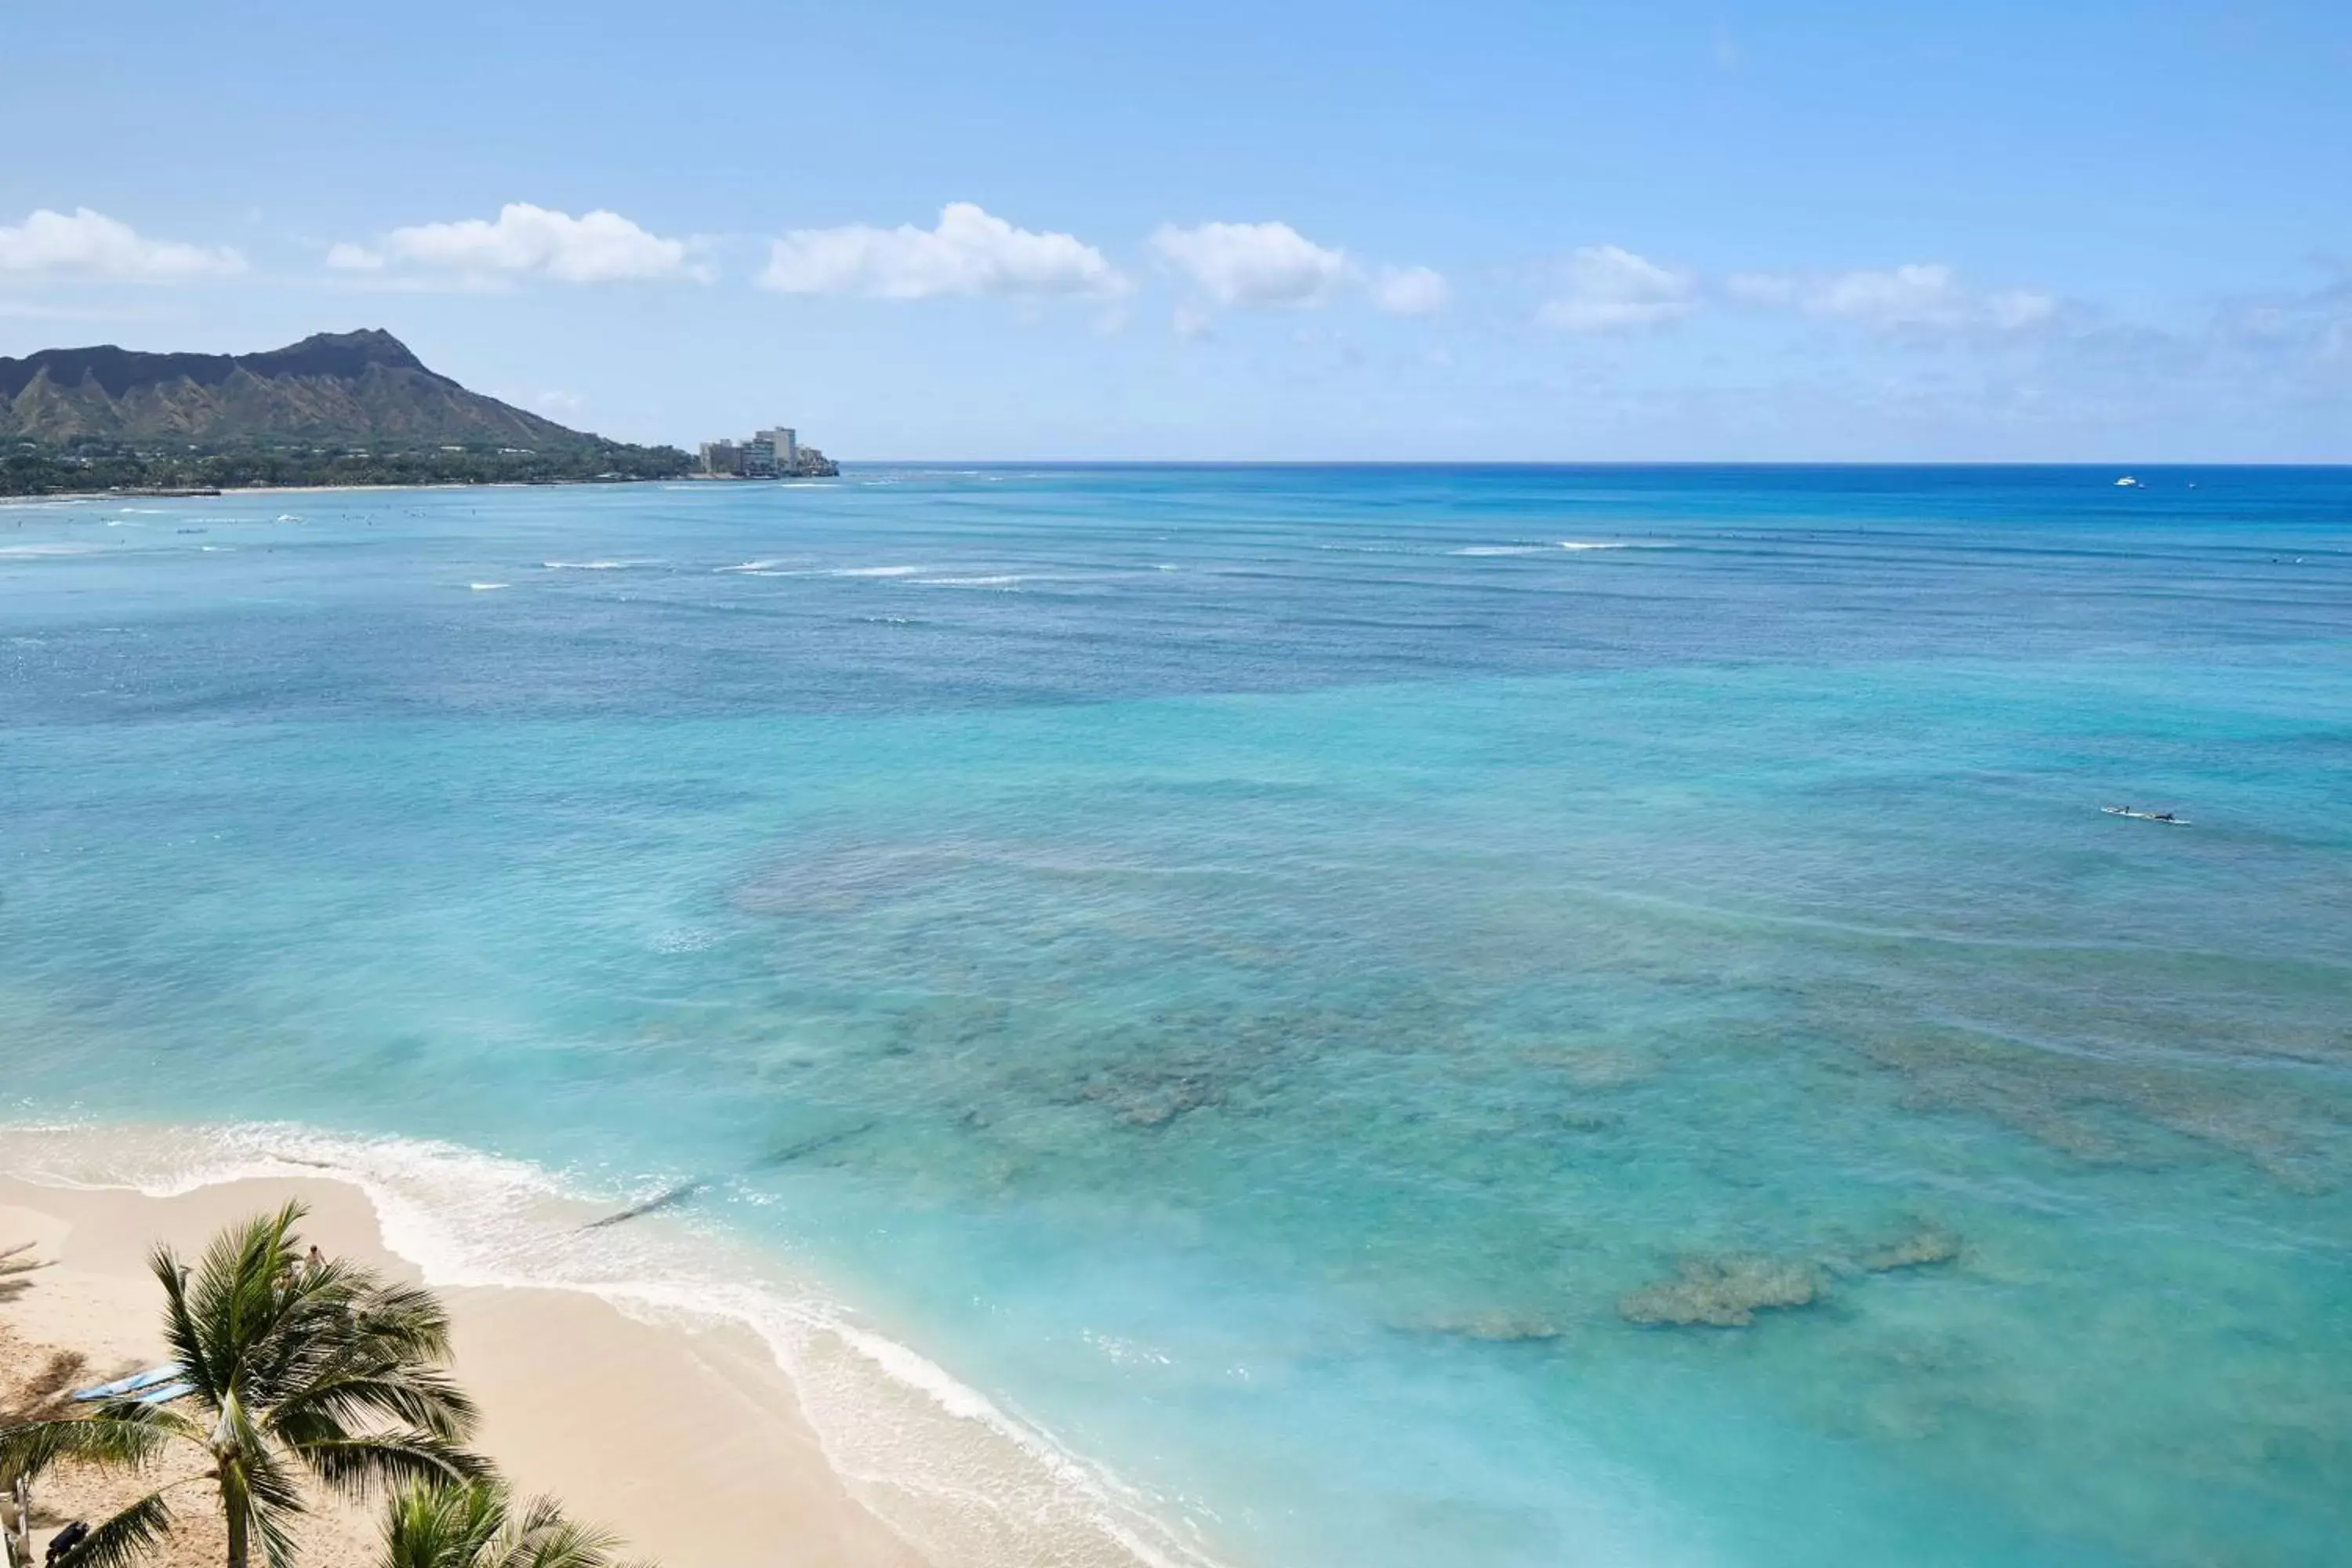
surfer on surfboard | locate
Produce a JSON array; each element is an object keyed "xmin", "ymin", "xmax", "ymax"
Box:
[{"xmin": 2103, "ymin": 805, "xmax": 2187, "ymax": 824}]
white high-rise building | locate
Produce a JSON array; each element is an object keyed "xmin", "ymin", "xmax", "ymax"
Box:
[{"xmin": 754, "ymin": 427, "xmax": 798, "ymax": 473}]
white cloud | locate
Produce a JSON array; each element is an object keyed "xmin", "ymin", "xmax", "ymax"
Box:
[
  {"xmin": 1724, "ymin": 271, "xmax": 1795, "ymax": 307},
  {"xmin": 1807, "ymin": 263, "xmax": 1968, "ymax": 329},
  {"xmin": 1733, "ymin": 263, "xmax": 2056, "ymax": 335},
  {"xmin": 1150, "ymin": 220, "xmax": 1352, "ymax": 309},
  {"xmin": 1374, "ymin": 265, "xmax": 1451, "ymax": 316},
  {"xmin": 760, "ymin": 202, "xmax": 1127, "ymax": 300},
  {"xmin": 1537, "ymin": 245, "xmax": 1697, "ymax": 332},
  {"xmin": 330, "ymin": 204, "xmax": 702, "ymax": 284},
  {"xmin": 0, "ymin": 208, "xmax": 245, "ymax": 281},
  {"xmin": 1984, "ymin": 288, "xmax": 2060, "ymax": 332}
]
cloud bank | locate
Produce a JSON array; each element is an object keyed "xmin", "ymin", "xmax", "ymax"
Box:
[
  {"xmin": 1151, "ymin": 220, "xmax": 1352, "ymax": 309},
  {"xmin": 1537, "ymin": 245, "xmax": 1697, "ymax": 332},
  {"xmin": 329, "ymin": 204, "xmax": 702, "ymax": 283},
  {"xmin": 760, "ymin": 203, "xmax": 1127, "ymax": 300},
  {"xmin": 1729, "ymin": 263, "xmax": 2056, "ymax": 334},
  {"xmin": 0, "ymin": 209, "xmax": 245, "ymax": 281},
  {"xmin": 1374, "ymin": 265, "xmax": 1452, "ymax": 316}
]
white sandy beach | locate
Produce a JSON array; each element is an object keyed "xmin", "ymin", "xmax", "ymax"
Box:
[{"xmin": 0, "ymin": 1175, "xmax": 928, "ymax": 1568}]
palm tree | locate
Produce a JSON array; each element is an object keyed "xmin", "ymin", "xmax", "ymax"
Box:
[
  {"xmin": 0, "ymin": 1203, "xmax": 485, "ymax": 1568},
  {"xmin": 378, "ymin": 1479, "xmax": 642, "ymax": 1568}
]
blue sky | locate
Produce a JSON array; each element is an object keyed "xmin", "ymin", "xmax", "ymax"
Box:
[{"xmin": 4, "ymin": 0, "xmax": 2347, "ymax": 459}]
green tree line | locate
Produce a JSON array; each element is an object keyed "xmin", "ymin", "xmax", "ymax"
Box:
[{"xmin": 2, "ymin": 441, "xmax": 693, "ymax": 496}]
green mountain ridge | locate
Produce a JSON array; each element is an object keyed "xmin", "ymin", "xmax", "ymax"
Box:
[
  {"xmin": 0, "ymin": 330, "xmax": 691, "ymax": 492},
  {"xmin": 0, "ymin": 328, "xmax": 599, "ymax": 449}
]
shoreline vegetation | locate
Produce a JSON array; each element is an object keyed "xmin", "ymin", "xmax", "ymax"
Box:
[
  {"xmin": 0, "ymin": 1178, "xmax": 926, "ymax": 1568},
  {"xmin": 0, "ymin": 441, "xmax": 695, "ymax": 499}
]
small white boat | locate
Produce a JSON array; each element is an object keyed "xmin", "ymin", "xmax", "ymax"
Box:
[
  {"xmin": 2114, "ymin": 475, "xmax": 2143, "ymax": 488},
  {"xmin": 2102, "ymin": 806, "xmax": 2189, "ymax": 825}
]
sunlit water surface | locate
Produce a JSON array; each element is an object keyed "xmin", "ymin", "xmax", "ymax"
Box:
[{"xmin": 3, "ymin": 466, "xmax": 2348, "ymax": 1567}]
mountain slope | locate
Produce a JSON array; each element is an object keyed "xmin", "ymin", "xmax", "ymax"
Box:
[{"xmin": 0, "ymin": 329, "xmax": 598, "ymax": 451}]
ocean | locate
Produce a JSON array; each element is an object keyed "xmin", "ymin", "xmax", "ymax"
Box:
[{"xmin": 2, "ymin": 465, "xmax": 2347, "ymax": 1567}]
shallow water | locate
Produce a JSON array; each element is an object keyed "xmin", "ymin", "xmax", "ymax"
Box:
[{"xmin": 4, "ymin": 467, "xmax": 2349, "ymax": 1566}]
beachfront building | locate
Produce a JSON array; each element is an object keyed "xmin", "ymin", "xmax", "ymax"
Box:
[
  {"xmin": 750, "ymin": 427, "xmax": 797, "ymax": 477},
  {"xmin": 699, "ymin": 426, "xmax": 837, "ymax": 478}
]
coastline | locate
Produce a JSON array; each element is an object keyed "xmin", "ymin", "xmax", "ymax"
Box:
[
  {"xmin": 0, "ymin": 1174, "xmax": 927, "ymax": 1568},
  {"xmin": 0, "ymin": 480, "xmax": 655, "ymax": 505},
  {"xmin": 0, "ymin": 1125, "xmax": 1214, "ymax": 1568},
  {"xmin": 0, "ymin": 473, "xmax": 869, "ymax": 506}
]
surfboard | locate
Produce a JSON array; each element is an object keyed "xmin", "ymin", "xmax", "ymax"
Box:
[
  {"xmin": 73, "ymin": 1365, "xmax": 181, "ymax": 1401},
  {"xmin": 2101, "ymin": 807, "xmax": 2190, "ymax": 824}
]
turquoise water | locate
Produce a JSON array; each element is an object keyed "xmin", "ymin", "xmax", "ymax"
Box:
[{"xmin": 3, "ymin": 467, "xmax": 2349, "ymax": 1566}]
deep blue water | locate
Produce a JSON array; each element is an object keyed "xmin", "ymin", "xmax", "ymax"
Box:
[{"xmin": 4, "ymin": 466, "xmax": 2350, "ymax": 1567}]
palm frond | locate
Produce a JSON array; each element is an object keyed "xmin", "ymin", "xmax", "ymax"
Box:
[
  {"xmin": 241, "ymin": 1452, "xmax": 310, "ymax": 1568},
  {"xmin": 83, "ymin": 1397, "xmax": 206, "ymax": 1438},
  {"xmin": 379, "ymin": 1477, "xmax": 508, "ymax": 1568},
  {"xmin": 188, "ymin": 1203, "xmax": 309, "ymax": 1388},
  {"xmin": 241, "ymin": 1264, "xmax": 372, "ymax": 1399},
  {"xmin": 267, "ymin": 1363, "xmax": 477, "ymax": 1446},
  {"xmin": 0, "ymin": 1414, "xmax": 172, "ymax": 1486},
  {"xmin": 501, "ymin": 1512, "xmax": 630, "ymax": 1568},
  {"xmin": 379, "ymin": 1481, "xmax": 646, "ymax": 1568},
  {"xmin": 148, "ymin": 1241, "xmax": 217, "ymax": 1407},
  {"xmin": 48, "ymin": 1490, "xmax": 174, "ymax": 1568},
  {"xmin": 291, "ymin": 1432, "xmax": 486, "ymax": 1500},
  {"xmin": 241, "ymin": 1263, "xmax": 461, "ymax": 1418},
  {"xmin": 344, "ymin": 1281, "xmax": 459, "ymax": 1364}
]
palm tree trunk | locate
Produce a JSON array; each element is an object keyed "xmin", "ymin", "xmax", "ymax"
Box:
[{"xmin": 222, "ymin": 1472, "xmax": 248, "ymax": 1568}]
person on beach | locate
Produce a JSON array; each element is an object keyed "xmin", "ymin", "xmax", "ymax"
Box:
[{"xmin": 44, "ymin": 1520, "xmax": 88, "ymax": 1566}]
